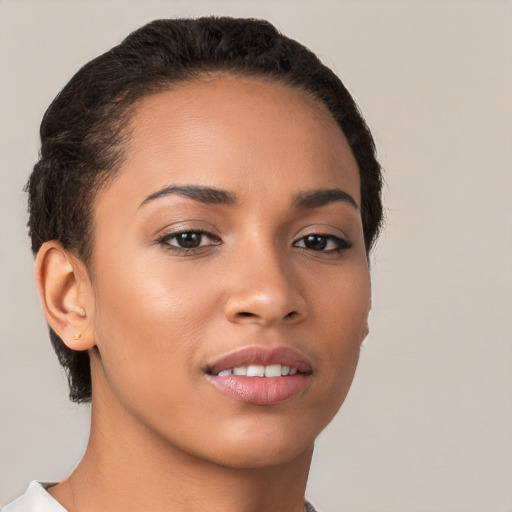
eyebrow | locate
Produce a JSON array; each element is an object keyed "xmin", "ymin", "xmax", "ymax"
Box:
[
  {"xmin": 292, "ymin": 188, "xmax": 358, "ymax": 209},
  {"xmin": 139, "ymin": 184, "xmax": 358, "ymax": 210},
  {"xmin": 139, "ymin": 185, "xmax": 237, "ymax": 208}
]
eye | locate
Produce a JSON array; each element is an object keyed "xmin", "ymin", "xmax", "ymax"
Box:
[
  {"xmin": 158, "ymin": 230, "xmax": 221, "ymax": 252},
  {"xmin": 294, "ymin": 234, "xmax": 351, "ymax": 252}
]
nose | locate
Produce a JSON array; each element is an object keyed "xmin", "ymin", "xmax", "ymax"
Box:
[{"xmin": 223, "ymin": 247, "xmax": 308, "ymax": 327}]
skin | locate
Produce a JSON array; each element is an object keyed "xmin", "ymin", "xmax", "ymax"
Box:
[{"xmin": 36, "ymin": 76, "xmax": 371, "ymax": 512}]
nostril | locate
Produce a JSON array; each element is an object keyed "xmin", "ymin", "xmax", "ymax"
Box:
[{"xmin": 236, "ymin": 310, "xmax": 298, "ymax": 320}]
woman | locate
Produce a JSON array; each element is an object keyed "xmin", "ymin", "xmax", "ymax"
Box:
[{"xmin": 3, "ymin": 16, "xmax": 383, "ymax": 512}]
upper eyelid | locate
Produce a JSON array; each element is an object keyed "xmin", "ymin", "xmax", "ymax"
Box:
[
  {"xmin": 162, "ymin": 227, "xmax": 212, "ymax": 236},
  {"xmin": 159, "ymin": 229, "xmax": 352, "ymax": 247},
  {"xmin": 295, "ymin": 233, "xmax": 345, "ymax": 241},
  {"xmin": 159, "ymin": 229, "xmax": 347, "ymax": 241},
  {"xmin": 292, "ymin": 225, "xmax": 350, "ymax": 242},
  {"xmin": 157, "ymin": 230, "xmax": 221, "ymax": 254},
  {"xmin": 155, "ymin": 221, "xmax": 219, "ymax": 238}
]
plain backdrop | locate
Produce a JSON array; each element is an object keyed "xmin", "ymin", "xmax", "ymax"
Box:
[{"xmin": 0, "ymin": 1, "xmax": 511, "ymax": 511}]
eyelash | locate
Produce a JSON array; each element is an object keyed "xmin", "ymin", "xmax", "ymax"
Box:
[
  {"xmin": 157, "ymin": 230, "xmax": 351, "ymax": 254},
  {"xmin": 157, "ymin": 229, "xmax": 221, "ymax": 253},
  {"xmin": 293, "ymin": 234, "xmax": 352, "ymax": 253}
]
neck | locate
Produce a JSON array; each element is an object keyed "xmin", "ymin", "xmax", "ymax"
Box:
[{"xmin": 49, "ymin": 370, "xmax": 313, "ymax": 512}]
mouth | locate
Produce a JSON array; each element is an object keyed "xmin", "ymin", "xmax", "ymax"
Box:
[
  {"xmin": 205, "ymin": 346, "xmax": 313, "ymax": 406},
  {"xmin": 213, "ymin": 364, "xmax": 300, "ymax": 377}
]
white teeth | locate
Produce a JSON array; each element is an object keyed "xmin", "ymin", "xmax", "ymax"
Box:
[
  {"xmin": 264, "ymin": 364, "xmax": 282, "ymax": 377},
  {"xmin": 246, "ymin": 365, "xmax": 265, "ymax": 377},
  {"xmin": 216, "ymin": 364, "xmax": 300, "ymax": 377}
]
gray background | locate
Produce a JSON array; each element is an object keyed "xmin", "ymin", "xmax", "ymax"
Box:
[{"xmin": 1, "ymin": 1, "xmax": 511, "ymax": 510}]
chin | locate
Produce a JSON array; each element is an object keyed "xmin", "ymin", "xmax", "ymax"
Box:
[
  {"xmin": 181, "ymin": 409, "xmax": 329, "ymax": 470},
  {"xmin": 208, "ymin": 438, "xmax": 315, "ymax": 470}
]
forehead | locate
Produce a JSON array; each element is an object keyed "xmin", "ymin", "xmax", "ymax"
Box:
[{"xmin": 96, "ymin": 76, "xmax": 360, "ymax": 211}]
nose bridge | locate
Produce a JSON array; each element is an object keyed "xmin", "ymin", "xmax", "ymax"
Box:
[{"xmin": 224, "ymin": 235, "xmax": 307, "ymax": 326}]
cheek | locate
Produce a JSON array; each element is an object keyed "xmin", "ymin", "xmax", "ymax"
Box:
[
  {"xmin": 310, "ymin": 261, "xmax": 370, "ymax": 405},
  {"xmin": 311, "ymin": 255, "xmax": 370, "ymax": 336},
  {"xmin": 89, "ymin": 250, "xmax": 221, "ymax": 398},
  {"xmin": 94, "ymin": 243, "xmax": 219, "ymax": 330}
]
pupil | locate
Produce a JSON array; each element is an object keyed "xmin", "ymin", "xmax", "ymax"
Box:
[
  {"xmin": 178, "ymin": 232, "xmax": 201, "ymax": 248},
  {"xmin": 305, "ymin": 235, "xmax": 327, "ymax": 250}
]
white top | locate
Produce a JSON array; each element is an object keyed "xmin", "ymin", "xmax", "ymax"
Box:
[
  {"xmin": 2, "ymin": 482, "xmax": 67, "ymax": 512},
  {"xmin": 2, "ymin": 481, "xmax": 319, "ymax": 511}
]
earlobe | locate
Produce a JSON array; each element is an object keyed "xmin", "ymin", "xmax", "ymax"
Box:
[{"xmin": 35, "ymin": 241, "xmax": 95, "ymax": 351}]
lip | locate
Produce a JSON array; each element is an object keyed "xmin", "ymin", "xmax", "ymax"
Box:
[
  {"xmin": 206, "ymin": 346, "xmax": 313, "ymax": 375},
  {"xmin": 205, "ymin": 346, "xmax": 313, "ymax": 406}
]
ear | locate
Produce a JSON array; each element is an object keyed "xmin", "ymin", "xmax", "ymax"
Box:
[{"xmin": 35, "ymin": 241, "xmax": 95, "ymax": 351}]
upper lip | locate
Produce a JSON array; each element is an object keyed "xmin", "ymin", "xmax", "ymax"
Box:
[{"xmin": 205, "ymin": 346, "xmax": 313, "ymax": 375}]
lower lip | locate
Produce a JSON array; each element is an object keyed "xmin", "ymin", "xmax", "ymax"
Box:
[{"xmin": 207, "ymin": 374, "xmax": 311, "ymax": 405}]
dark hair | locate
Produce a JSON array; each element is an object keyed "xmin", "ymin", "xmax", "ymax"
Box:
[{"xmin": 27, "ymin": 16, "xmax": 383, "ymax": 403}]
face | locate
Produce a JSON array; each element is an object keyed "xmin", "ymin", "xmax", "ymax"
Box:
[{"xmin": 87, "ymin": 76, "xmax": 370, "ymax": 467}]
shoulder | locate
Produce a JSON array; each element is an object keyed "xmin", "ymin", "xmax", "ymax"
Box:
[{"xmin": 2, "ymin": 481, "xmax": 67, "ymax": 512}]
